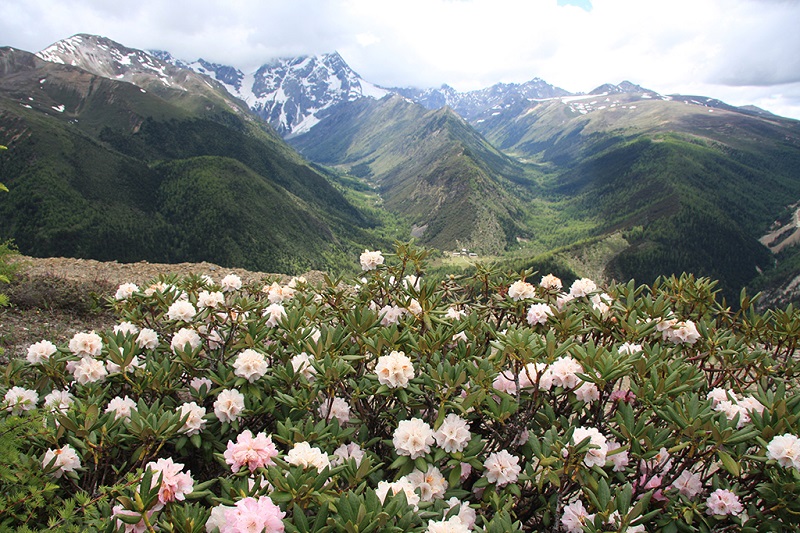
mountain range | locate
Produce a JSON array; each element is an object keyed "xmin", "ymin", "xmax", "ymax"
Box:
[{"xmin": 2, "ymin": 33, "xmax": 800, "ymax": 305}]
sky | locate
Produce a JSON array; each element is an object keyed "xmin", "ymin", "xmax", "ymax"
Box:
[{"xmin": 3, "ymin": 0, "xmax": 800, "ymax": 120}]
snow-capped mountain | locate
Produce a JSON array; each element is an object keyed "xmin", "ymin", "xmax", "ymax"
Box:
[
  {"xmin": 159, "ymin": 51, "xmax": 389, "ymax": 137},
  {"xmin": 35, "ymin": 34, "xmax": 249, "ymax": 116}
]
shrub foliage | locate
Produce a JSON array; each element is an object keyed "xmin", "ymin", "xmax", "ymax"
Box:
[{"xmin": 2, "ymin": 242, "xmax": 800, "ymax": 532}]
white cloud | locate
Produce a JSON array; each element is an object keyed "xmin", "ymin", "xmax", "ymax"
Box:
[{"xmin": 1, "ymin": 0, "xmax": 799, "ymax": 118}]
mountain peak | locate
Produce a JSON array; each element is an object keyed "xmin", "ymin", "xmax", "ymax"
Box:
[{"xmin": 589, "ymin": 80, "xmax": 655, "ymax": 95}]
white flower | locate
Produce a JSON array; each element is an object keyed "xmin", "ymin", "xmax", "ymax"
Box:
[
  {"xmin": 707, "ymin": 387, "xmax": 735, "ymax": 407},
  {"xmin": 26, "ymin": 340, "xmax": 57, "ymax": 364},
  {"xmin": 572, "ymin": 426, "xmax": 608, "ymax": 468},
  {"xmin": 332, "ymin": 443, "xmax": 364, "ymax": 467},
  {"xmin": 590, "ymin": 293, "xmax": 612, "ymax": 314},
  {"xmin": 483, "ymin": 450, "xmax": 521, "ymax": 487},
  {"xmin": 72, "ymin": 356, "xmax": 108, "ymax": 385},
  {"xmin": 555, "ymin": 292, "xmax": 574, "ymax": 311},
  {"xmin": 451, "ymin": 331, "xmax": 468, "ymax": 344},
  {"xmin": 286, "ymin": 441, "xmax": 330, "ymax": 472},
  {"xmin": 263, "ymin": 303, "xmax": 286, "ymax": 328},
  {"xmin": 144, "ymin": 282, "xmax": 169, "ymax": 296},
  {"xmin": 69, "ymin": 331, "xmax": 103, "ymax": 357},
  {"xmin": 393, "ymin": 418, "xmax": 435, "ymax": 459},
  {"xmin": 543, "ymin": 355, "xmax": 583, "ymax": 390},
  {"xmin": 671, "ymin": 470, "xmax": 703, "ymax": 498},
  {"xmin": 105, "ymin": 396, "xmax": 137, "ymax": 420},
  {"xmin": 167, "ymin": 300, "xmax": 197, "ymax": 322},
  {"xmin": 319, "ymin": 396, "xmax": 350, "ymax": 424},
  {"xmin": 220, "ymin": 274, "xmax": 242, "ymax": 292},
  {"xmin": 4, "ymin": 386, "xmax": 39, "ymax": 415},
  {"xmin": 43, "ymin": 444, "xmax": 81, "ymax": 478},
  {"xmin": 136, "ymin": 328, "xmax": 159, "ymax": 350},
  {"xmin": 197, "ymin": 290, "xmax": 225, "ymax": 309},
  {"xmin": 408, "ymin": 465, "xmax": 448, "ymax": 501},
  {"xmin": 426, "ymin": 516, "xmax": 470, "ymax": 533},
  {"xmin": 177, "ymin": 402, "xmax": 207, "ymax": 436},
  {"xmin": 115, "ymin": 282, "xmax": 139, "ymax": 300},
  {"xmin": 376, "ymin": 477, "xmax": 420, "ymax": 510},
  {"xmin": 446, "ymin": 497, "xmax": 476, "ymax": 530},
  {"xmin": 526, "ymin": 303, "xmax": 553, "ymax": 325},
  {"xmin": 661, "ymin": 319, "xmax": 701, "ymax": 344},
  {"xmin": 113, "ymin": 321, "xmax": 139, "ymax": 336},
  {"xmin": 360, "ymin": 250, "xmax": 384, "ymax": 271},
  {"xmin": 714, "ymin": 400, "xmax": 750, "ymax": 427},
  {"xmin": 767, "ymin": 433, "xmax": 800, "ymax": 470},
  {"xmin": 539, "ymin": 274, "xmax": 563, "ymax": 290},
  {"xmin": 264, "ymin": 282, "xmax": 296, "ymax": 303},
  {"xmin": 205, "ymin": 504, "xmax": 232, "ymax": 533},
  {"xmin": 43, "ymin": 389, "xmax": 73, "ymax": 414},
  {"xmin": 738, "ymin": 395, "xmax": 766, "ymax": 415},
  {"xmin": 214, "ymin": 389, "xmax": 245, "ymax": 423},
  {"xmin": 379, "ymin": 304, "xmax": 406, "ymax": 326},
  {"xmin": 403, "ymin": 275, "xmax": 421, "ymax": 291},
  {"xmin": 561, "ymin": 500, "xmax": 595, "ymax": 533},
  {"xmin": 508, "ymin": 280, "xmax": 535, "ymax": 301},
  {"xmin": 233, "ymin": 349, "xmax": 268, "ymax": 382},
  {"xmin": 106, "ymin": 351, "xmax": 141, "ymax": 374},
  {"xmin": 171, "ymin": 328, "xmax": 202, "ymax": 353},
  {"xmin": 434, "ymin": 413, "xmax": 471, "ymax": 453},
  {"xmin": 673, "ymin": 320, "xmax": 701, "ymax": 344},
  {"xmin": 445, "ymin": 307, "xmax": 466, "ymax": 320},
  {"xmin": 291, "ymin": 352, "xmax": 317, "ymax": 381},
  {"xmin": 618, "ymin": 342, "xmax": 643, "ymax": 355},
  {"xmin": 569, "ymin": 278, "xmax": 597, "ymax": 297},
  {"xmin": 407, "ymin": 298, "xmax": 423, "ymax": 316},
  {"xmin": 375, "ymin": 351, "xmax": 415, "ymax": 388}
]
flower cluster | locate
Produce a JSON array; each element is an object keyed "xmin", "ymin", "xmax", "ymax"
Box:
[{"xmin": 3, "ymin": 246, "xmax": 800, "ymax": 533}]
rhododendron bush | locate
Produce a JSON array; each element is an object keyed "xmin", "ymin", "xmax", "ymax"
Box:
[{"xmin": 3, "ymin": 242, "xmax": 800, "ymax": 532}]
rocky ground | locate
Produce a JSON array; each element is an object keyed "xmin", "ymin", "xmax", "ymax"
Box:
[{"xmin": 0, "ymin": 255, "xmax": 325, "ymax": 362}]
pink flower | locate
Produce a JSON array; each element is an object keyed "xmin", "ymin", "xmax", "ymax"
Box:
[
  {"xmin": 606, "ymin": 440, "xmax": 629, "ymax": 472},
  {"xmin": 706, "ymin": 488, "xmax": 743, "ymax": 516},
  {"xmin": 26, "ymin": 340, "xmax": 57, "ymax": 364},
  {"xmin": 526, "ymin": 303, "xmax": 553, "ymax": 325},
  {"xmin": 221, "ymin": 496, "xmax": 285, "ymax": 532},
  {"xmin": 145, "ymin": 457, "xmax": 193, "ymax": 505},
  {"xmin": 492, "ymin": 370, "xmax": 517, "ymax": 394},
  {"xmin": 671, "ymin": 470, "xmax": 703, "ymax": 498},
  {"xmin": 561, "ymin": 500, "xmax": 595, "ymax": 533},
  {"xmin": 483, "ymin": 450, "xmax": 521, "ymax": 487},
  {"xmin": 224, "ymin": 430, "xmax": 279, "ymax": 472}
]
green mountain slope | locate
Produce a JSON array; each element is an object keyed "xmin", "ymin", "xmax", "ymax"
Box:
[
  {"xmin": 0, "ymin": 47, "xmax": 378, "ymax": 273},
  {"xmin": 468, "ymin": 95, "xmax": 800, "ymax": 299},
  {"xmin": 289, "ymin": 95, "xmax": 540, "ymax": 254}
]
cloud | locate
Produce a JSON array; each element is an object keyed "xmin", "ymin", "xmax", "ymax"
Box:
[{"xmin": 1, "ymin": 0, "xmax": 799, "ymax": 118}]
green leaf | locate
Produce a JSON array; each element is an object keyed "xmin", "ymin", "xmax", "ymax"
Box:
[{"xmin": 717, "ymin": 449, "xmax": 740, "ymax": 477}]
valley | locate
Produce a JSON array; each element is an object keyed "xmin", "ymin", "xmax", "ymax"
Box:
[{"xmin": 2, "ymin": 33, "xmax": 800, "ymax": 306}]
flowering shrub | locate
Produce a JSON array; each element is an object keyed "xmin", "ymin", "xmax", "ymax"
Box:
[{"xmin": 2, "ymin": 242, "xmax": 800, "ymax": 532}]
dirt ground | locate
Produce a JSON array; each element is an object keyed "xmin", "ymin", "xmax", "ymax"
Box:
[{"xmin": 0, "ymin": 255, "xmax": 325, "ymax": 362}]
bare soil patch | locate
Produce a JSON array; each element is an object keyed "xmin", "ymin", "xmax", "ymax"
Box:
[{"xmin": 0, "ymin": 255, "xmax": 324, "ymax": 362}]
